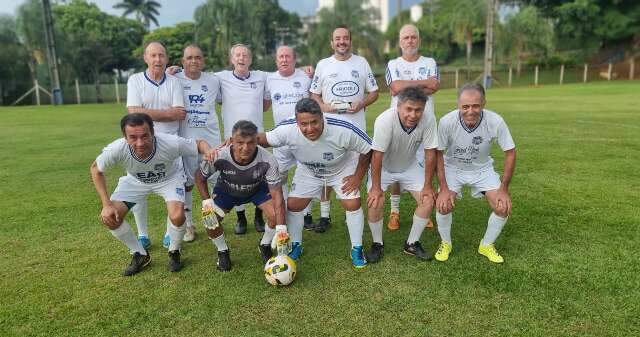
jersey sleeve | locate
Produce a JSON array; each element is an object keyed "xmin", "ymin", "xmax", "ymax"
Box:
[
  {"xmin": 364, "ymin": 60, "xmax": 379, "ymax": 92},
  {"xmin": 422, "ymin": 114, "xmax": 439, "ymax": 150},
  {"xmin": 265, "ymin": 124, "xmax": 290, "ymax": 148},
  {"xmin": 126, "ymin": 76, "xmax": 142, "ymax": 107},
  {"xmin": 176, "ymin": 135, "xmax": 198, "ymax": 157},
  {"xmin": 347, "ymin": 126, "xmax": 372, "ymax": 155},
  {"xmin": 496, "ymin": 120, "xmax": 515, "ymax": 151},
  {"xmin": 265, "ymin": 154, "xmax": 281, "ymax": 187},
  {"xmin": 437, "ymin": 116, "xmax": 451, "ymax": 151},
  {"xmin": 428, "ymin": 58, "xmax": 440, "ymax": 81},
  {"xmin": 371, "ymin": 115, "xmax": 391, "ymax": 152},
  {"xmin": 199, "ymin": 158, "xmax": 216, "ymax": 179},
  {"xmin": 95, "ymin": 140, "xmax": 123, "ymax": 172},
  {"xmin": 385, "ymin": 60, "xmax": 396, "ymax": 86},
  {"xmin": 170, "ymin": 78, "xmax": 185, "ymax": 107},
  {"xmin": 309, "ymin": 62, "xmax": 323, "ymax": 94}
]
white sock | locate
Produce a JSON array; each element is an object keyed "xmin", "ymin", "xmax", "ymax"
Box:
[
  {"xmin": 320, "ymin": 200, "xmax": 330, "ymax": 218},
  {"xmin": 261, "ymin": 225, "xmax": 276, "ymax": 245},
  {"xmin": 235, "ymin": 205, "xmax": 245, "ymax": 212},
  {"xmin": 345, "ymin": 208, "xmax": 364, "ymax": 247},
  {"xmin": 132, "ymin": 198, "xmax": 148, "ymax": 237},
  {"xmin": 211, "ymin": 234, "xmax": 228, "ymax": 251},
  {"xmin": 368, "ymin": 219, "xmax": 383, "ymax": 244},
  {"xmin": 286, "ymin": 210, "xmax": 304, "ymax": 243},
  {"xmin": 303, "ymin": 202, "xmax": 312, "ymax": 216},
  {"xmin": 184, "ymin": 190, "xmax": 193, "ymax": 228},
  {"xmin": 168, "ymin": 221, "xmax": 185, "ymax": 251},
  {"xmin": 390, "ymin": 194, "xmax": 401, "ymax": 213},
  {"xmin": 482, "ymin": 213, "xmax": 508, "ymax": 245},
  {"xmin": 436, "ymin": 212, "xmax": 453, "ymax": 244},
  {"xmin": 110, "ymin": 220, "xmax": 146, "ymax": 255},
  {"xmin": 407, "ymin": 214, "xmax": 428, "ymax": 244}
]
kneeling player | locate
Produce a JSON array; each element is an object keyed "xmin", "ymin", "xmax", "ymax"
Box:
[
  {"xmin": 90, "ymin": 113, "xmax": 215, "ymax": 276},
  {"xmin": 194, "ymin": 120, "xmax": 288, "ymax": 272},
  {"xmin": 366, "ymin": 87, "xmax": 438, "ymax": 262},
  {"xmin": 435, "ymin": 83, "xmax": 516, "ymax": 263}
]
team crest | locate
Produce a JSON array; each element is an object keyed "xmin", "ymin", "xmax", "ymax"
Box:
[
  {"xmin": 274, "ymin": 93, "xmax": 281, "ymax": 101},
  {"xmin": 293, "ymin": 81, "xmax": 301, "ymax": 88},
  {"xmin": 176, "ymin": 187, "xmax": 184, "ymax": 196},
  {"xmin": 250, "ymin": 82, "xmax": 257, "ymax": 89},
  {"xmin": 201, "ymin": 84, "xmax": 208, "ymax": 92},
  {"xmin": 154, "ymin": 163, "xmax": 165, "ymax": 171},
  {"xmin": 418, "ymin": 67, "xmax": 427, "ymax": 75},
  {"xmin": 351, "ymin": 70, "xmax": 359, "ymax": 78},
  {"xmin": 472, "ymin": 136, "xmax": 483, "ymax": 145},
  {"xmin": 253, "ymin": 170, "xmax": 260, "ymax": 179},
  {"xmin": 323, "ymin": 152, "xmax": 334, "ymax": 161}
]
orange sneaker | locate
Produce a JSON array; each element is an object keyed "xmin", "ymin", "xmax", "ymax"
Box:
[
  {"xmin": 388, "ymin": 211, "xmax": 400, "ymax": 230},
  {"xmin": 426, "ymin": 218, "xmax": 434, "ymax": 229}
]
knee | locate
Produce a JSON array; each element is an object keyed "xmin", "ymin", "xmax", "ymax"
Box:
[
  {"xmin": 342, "ymin": 199, "xmax": 361, "ymax": 212},
  {"xmin": 169, "ymin": 212, "xmax": 186, "ymax": 226},
  {"xmin": 287, "ymin": 201, "xmax": 307, "ymax": 213}
]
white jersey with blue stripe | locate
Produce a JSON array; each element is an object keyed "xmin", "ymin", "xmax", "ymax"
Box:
[
  {"xmin": 266, "ymin": 116, "xmax": 371, "ymax": 178},
  {"xmin": 174, "ymin": 72, "xmax": 221, "ymax": 144}
]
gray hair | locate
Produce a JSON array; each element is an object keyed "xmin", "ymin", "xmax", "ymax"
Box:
[
  {"xmin": 397, "ymin": 86, "xmax": 428, "ymax": 106},
  {"xmin": 399, "ymin": 24, "xmax": 420, "ymax": 39},
  {"xmin": 295, "ymin": 98, "xmax": 322, "ymax": 115},
  {"xmin": 458, "ymin": 82, "xmax": 486, "ymax": 100},
  {"xmin": 276, "ymin": 45, "xmax": 296, "ymax": 59},
  {"xmin": 232, "ymin": 120, "xmax": 258, "ymax": 137},
  {"xmin": 183, "ymin": 44, "xmax": 203, "ymax": 55},
  {"xmin": 229, "ymin": 43, "xmax": 252, "ymax": 60}
]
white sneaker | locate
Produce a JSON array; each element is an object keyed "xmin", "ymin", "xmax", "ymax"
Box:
[{"xmin": 183, "ymin": 226, "xmax": 196, "ymax": 242}]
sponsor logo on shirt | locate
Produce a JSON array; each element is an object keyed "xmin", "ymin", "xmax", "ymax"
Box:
[
  {"xmin": 403, "ymin": 70, "xmax": 412, "ymax": 75},
  {"xmin": 274, "ymin": 93, "xmax": 282, "ymax": 101},
  {"xmin": 293, "ymin": 81, "xmax": 302, "ymax": 88},
  {"xmin": 136, "ymin": 171, "xmax": 166, "ymax": 183},
  {"xmin": 188, "ymin": 94, "xmax": 205, "ymax": 104},
  {"xmin": 351, "ymin": 70, "xmax": 359, "ymax": 78},
  {"xmin": 323, "ymin": 152, "xmax": 334, "ymax": 161},
  {"xmin": 250, "ymin": 82, "xmax": 257, "ymax": 89},
  {"xmin": 223, "ymin": 170, "xmax": 236, "ymax": 175},
  {"xmin": 201, "ymin": 85, "xmax": 208, "ymax": 92},
  {"xmin": 331, "ymin": 81, "xmax": 359, "ymax": 97},
  {"xmin": 472, "ymin": 136, "xmax": 483, "ymax": 145},
  {"xmin": 419, "ymin": 67, "xmax": 427, "ymax": 75}
]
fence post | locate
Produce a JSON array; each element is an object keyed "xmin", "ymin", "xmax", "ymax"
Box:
[
  {"xmin": 34, "ymin": 80, "xmax": 40, "ymax": 106},
  {"xmin": 607, "ymin": 63, "xmax": 613, "ymax": 81},
  {"xmin": 534, "ymin": 65, "xmax": 539, "ymax": 86},
  {"xmin": 559, "ymin": 64, "xmax": 564, "ymax": 85},
  {"xmin": 75, "ymin": 79, "xmax": 81, "ymax": 104},
  {"xmin": 583, "ymin": 63, "xmax": 588, "ymax": 83},
  {"xmin": 508, "ymin": 66, "xmax": 513, "ymax": 87},
  {"xmin": 455, "ymin": 68, "xmax": 459, "ymax": 89},
  {"xmin": 114, "ymin": 76, "xmax": 120, "ymax": 104},
  {"xmin": 629, "ymin": 58, "xmax": 634, "ymax": 80}
]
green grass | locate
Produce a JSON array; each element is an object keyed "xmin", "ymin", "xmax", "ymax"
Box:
[{"xmin": 1, "ymin": 81, "xmax": 639, "ymax": 336}]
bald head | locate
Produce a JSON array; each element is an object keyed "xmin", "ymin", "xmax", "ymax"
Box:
[
  {"xmin": 276, "ymin": 45, "xmax": 296, "ymax": 76},
  {"xmin": 399, "ymin": 24, "xmax": 420, "ymax": 57},
  {"xmin": 143, "ymin": 41, "xmax": 168, "ymax": 73},
  {"xmin": 182, "ymin": 44, "xmax": 205, "ymax": 77}
]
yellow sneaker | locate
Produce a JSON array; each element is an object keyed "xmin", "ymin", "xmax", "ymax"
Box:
[
  {"xmin": 434, "ymin": 241, "xmax": 452, "ymax": 262},
  {"xmin": 388, "ymin": 211, "xmax": 400, "ymax": 231},
  {"xmin": 478, "ymin": 243, "xmax": 504, "ymax": 263}
]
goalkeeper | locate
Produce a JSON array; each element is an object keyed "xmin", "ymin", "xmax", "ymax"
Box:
[{"xmin": 194, "ymin": 120, "xmax": 288, "ymax": 272}]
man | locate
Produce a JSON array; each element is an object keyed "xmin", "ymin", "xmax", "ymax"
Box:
[
  {"xmin": 258, "ymin": 98, "xmax": 372, "ymax": 268},
  {"xmin": 90, "ymin": 113, "xmax": 215, "ymax": 276},
  {"xmin": 309, "ymin": 25, "xmax": 379, "ymax": 232},
  {"xmin": 385, "ymin": 24, "xmax": 440, "ymax": 231},
  {"xmin": 366, "ymin": 87, "xmax": 438, "ymax": 263},
  {"xmin": 194, "ymin": 121, "xmax": 288, "ymax": 272},
  {"xmin": 126, "ymin": 41, "xmax": 185, "ymax": 249},
  {"xmin": 434, "ymin": 83, "xmax": 516, "ymax": 263}
]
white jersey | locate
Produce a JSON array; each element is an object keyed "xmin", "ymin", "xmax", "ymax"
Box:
[
  {"xmin": 386, "ymin": 56, "xmax": 439, "ymax": 110},
  {"xmin": 310, "ymin": 54, "xmax": 378, "ymax": 130},
  {"xmin": 95, "ymin": 133, "xmax": 198, "ymax": 184},
  {"xmin": 372, "ymin": 107, "xmax": 438, "ymax": 173},
  {"xmin": 438, "ymin": 109, "xmax": 515, "ymax": 172},
  {"xmin": 174, "ymin": 71, "xmax": 221, "ymax": 144},
  {"xmin": 266, "ymin": 116, "xmax": 371, "ymax": 178},
  {"xmin": 215, "ymin": 70, "xmax": 269, "ymax": 138},
  {"xmin": 126, "ymin": 72, "xmax": 184, "ymax": 135},
  {"xmin": 265, "ymin": 69, "xmax": 311, "ymax": 124}
]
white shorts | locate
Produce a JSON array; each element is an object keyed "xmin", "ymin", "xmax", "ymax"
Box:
[
  {"xmin": 111, "ymin": 175, "xmax": 186, "ymax": 204},
  {"xmin": 444, "ymin": 166, "xmax": 501, "ymax": 199},
  {"xmin": 289, "ymin": 166, "xmax": 360, "ymax": 200},
  {"xmin": 273, "ymin": 146, "xmax": 296, "ymax": 173},
  {"xmin": 367, "ymin": 160, "xmax": 424, "ymax": 193}
]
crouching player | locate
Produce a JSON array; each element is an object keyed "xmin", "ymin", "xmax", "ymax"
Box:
[
  {"xmin": 194, "ymin": 120, "xmax": 288, "ymax": 272},
  {"xmin": 90, "ymin": 113, "xmax": 216, "ymax": 276}
]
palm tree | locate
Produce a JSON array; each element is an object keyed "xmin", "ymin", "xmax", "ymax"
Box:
[{"xmin": 113, "ymin": 0, "xmax": 161, "ymax": 30}]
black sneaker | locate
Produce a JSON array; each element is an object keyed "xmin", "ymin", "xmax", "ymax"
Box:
[
  {"xmin": 217, "ymin": 250, "xmax": 232, "ymax": 272},
  {"xmin": 254, "ymin": 208, "xmax": 265, "ymax": 233},
  {"xmin": 123, "ymin": 251, "xmax": 151, "ymax": 276},
  {"xmin": 258, "ymin": 243, "xmax": 273, "ymax": 264},
  {"xmin": 314, "ymin": 217, "xmax": 330, "ymax": 233},
  {"xmin": 303, "ymin": 213, "xmax": 315, "ymax": 231},
  {"xmin": 403, "ymin": 241, "xmax": 432, "ymax": 261},
  {"xmin": 235, "ymin": 211, "xmax": 247, "ymax": 234},
  {"xmin": 366, "ymin": 242, "xmax": 384, "ymax": 263},
  {"xmin": 168, "ymin": 250, "xmax": 183, "ymax": 272}
]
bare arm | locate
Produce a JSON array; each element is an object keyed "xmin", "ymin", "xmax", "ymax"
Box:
[
  {"xmin": 256, "ymin": 132, "xmax": 271, "ymax": 148},
  {"xmin": 500, "ymin": 149, "xmax": 516, "ymax": 191},
  {"xmin": 194, "ymin": 170, "xmax": 211, "ymax": 200},
  {"xmin": 310, "ymin": 92, "xmax": 336, "ymax": 113},
  {"xmin": 435, "ymin": 150, "xmax": 455, "ymax": 214},
  {"xmin": 420, "ymin": 148, "xmax": 438, "ymax": 204},
  {"xmin": 389, "ymin": 77, "xmax": 440, "ymax": 96},
  {"xmin": 366, "ymin": 150, "xmax": 384, "ymax": 208},
  {"xmin": 349, "ymin": 91, "xmax": 379, "ymax": 113},
  {"xmin": 269, "ymin": 185, "xmax": 286, "ymax": 226},
  {"xmin": 127, "ymin": 106, "xmax": 186, "ymax": 122},
  {"xmin": 90, "ymin": 161, "xmax": 122, "ymax": 227},
  {"xmin": 263, "ymin": 99, "xmax": 272, "ymax": 112}
]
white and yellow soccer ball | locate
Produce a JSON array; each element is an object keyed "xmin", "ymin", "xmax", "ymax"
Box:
[{"xmin": 264, "ymin": 255, "xmax": 297, "ymax": 286}]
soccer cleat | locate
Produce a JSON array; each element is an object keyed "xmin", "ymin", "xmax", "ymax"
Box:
[
  {"xmin": 366, "ymin": 242, "xmax": 384, "ymax": 263},
  {"xmin": 288, "ymin": 242, "xmax": 303, "ymax": 260},
  {"xmin": 434, "ymin": 241, "xmax": 452, "ymax": 262},
  {"xmin": 123, "ymin": 251, "xmax": 151, "ymax": 276},
  {"xmin": 350, "ymin": 246, "xmax": 367, "ymax": 269},
  {"xmin": 254, "ymin": 213, "xmax": 265, "ymax": 233},
  {"xmin": 426, "ymin": 218, "xmax": 434, "ymax": 229},
  {"xmin": 478, "ymin": 243, "xmax": 504, "ymax": 263},
  {"xmin": 258, "ymin": 243, "xmax": 273, "ymax": 264},
  {"xmin": 403, "ymin": 241, "xmax": 432, "ymax": 261},
  {"xmin": 388, "ymin": 211, "xmax": 400, "ymax": 230},
  {"xmin": 168, "ymin": 250, "xmax": 183, "ymax": 272},
  {"xmin": 314, "ymin": 217, "xmax": 330, "ymax": 233},
  {"xmin": 138, "ymin": 235, "xmax": 151, "ymax": 249},
  {"xmin": 162, "ymin": 234, "xmax": 170, "ymax": 249},
  {"xmin": 216, "ymin": 250, "xmax": 232, "ymax": 272},
  {"xmin": 303, "ymin": 213, "xmax": 315, "ymax": 231},
  {"xmin": 235, "ymin": 211, "xmax": 247, "ymax": 235},
  {"xmin": 183, "ymin": 226, "xmax": 196, "ymax": 242}
]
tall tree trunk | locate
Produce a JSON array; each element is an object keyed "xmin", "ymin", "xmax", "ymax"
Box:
[
  {"xmin": 466, "ymin": 30, "xmax": 473, "ymax": 79},
  {"xmin": 517, "ymin": 57, "xmax": 522, "ymax": 77}
]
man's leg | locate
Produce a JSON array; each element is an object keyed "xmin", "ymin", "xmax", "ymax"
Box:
[
  {"xmin": 315, "ymin": 187, "xmax": 332, "ymax": 233},
  {"xmin": 165, "ymin": 201, "xmax": 186, "ymax": 272},
  {"xmin": 131, "ymin": 198, "xmax": 151, "ymax": 249},
  {"xmin": 366, "ymin": 194, "xmax": 385, "ymax": 263},
  {"xmin": 478, "ymin": 189, "xmax": 509, "ymax": 263},
  {"xmin": 286, "ymin": 197, "xmax": 312, "ymax": 260},
  {"xmin": 402, "ymin": 190, "xmax": 434, "ymax": 261},
  {"xmin": 388, "ymin": 182, "xmax": 401, "ymax": 230},
  {"xmin": 234, "ymin": 204, "xmax": 248, "ymax": 235},
  {"xmin": 257, "ymin": 199, "xmax": 278, "ymax": 263},
  {"xmin": 340, "ymin": 198, "xmax": 367, "ymax": 269},
  {"xmin": 182, "ymin": 185, "xmax": 196, "ymax": 242}
]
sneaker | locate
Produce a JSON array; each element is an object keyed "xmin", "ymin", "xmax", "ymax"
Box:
[
  {"xmin": 350, "ymin": 246, "xmax": 367, "ymax": 269},
  {"xmin": 366, "ymin": 242, "xmax": 384, "ymax": 263},
  {"xmin": 388, "ymin": 211, "xmax": 400, "ymax": 231},
  {"xmin": 123, "ymin": 251, "xmax": 151, "ymax": 276},
  {"xmin": 235, "ymin": 211, "xmax": 247, "ymax": 235},
  {"xmin": 314, "ymin": 217, "xmax": 330, "ymax": 233},
  {"xmin": 303, "ymin": 213, "xmax": 315, "ymax": 231},
  {"xmin": 216, "ymin": 250, "xmax": 232, "ymax": 272},
  {"xmin": 168, "ymin": 250, "xmax": 183, "ymax": 272},
  {"xmin": 138, "ymin": 235, "xmax": 151, "ymax": 249},
  {"xmin": 288, "ymin": 242, "xmax": 303, "ymax": 260},
  {"xmin": 254, "ymin": 212, "xmax": 265, "ymax": 233},
  {"xmin": 426, "ymin": 218, "xmax": 434, "ymax": 229},
  {"xmin": 403, "ymin": 241, "xmax": 432, "ymax": 261},
  {"xmin": 478, "ymin": 242, "xmax": 504, "ymax": 263},
  {"xmin": 434, "ymin": 241, "xmax": 452, "ymax": 262},
  {"xmin": 162, "ymin": 234, "xmax": 170, "ymax": 249},
  {"xmin": 258, "ymin": 244, "xmax": 273, "ymax": 264},
  {"xmin": 183, "ymin": 226, "xmax": 196, "ymax": 242}
]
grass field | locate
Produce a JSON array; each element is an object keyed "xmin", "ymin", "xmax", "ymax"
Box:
[{"xmin": 1, "ymin": 81, "xmax": 639, "ymax": 336}]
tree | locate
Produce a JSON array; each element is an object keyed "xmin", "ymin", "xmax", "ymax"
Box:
[
  {"xmin": 113, "ymin": 0, "xmax": 161, "ymax": 30},
  {"xmin": 15, "ymin": 0, "xmax": 48, "ymax": 86},
  {"xmin": 137, "ymin": 22, "xmax": 196, "ymax": 65},
  {"xmin": 0, "ymin": 15, "xmax": 31, "ymax": 105}
]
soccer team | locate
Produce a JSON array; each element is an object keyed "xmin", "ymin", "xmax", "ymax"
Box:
[{"xmin": 90, "ymin": 24, "xmax": 517, "ymax": 276}]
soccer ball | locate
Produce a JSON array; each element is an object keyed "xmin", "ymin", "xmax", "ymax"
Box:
[{"xmin": 264, "ymin": 255, "xmax": 297, "ymax": 286}]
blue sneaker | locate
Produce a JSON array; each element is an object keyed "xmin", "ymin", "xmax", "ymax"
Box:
[
  {"xmin": 350, "ymin": 246, "xmax": 367, "ymax": 269},
  {"xmin": 288, "ymin": 242, "xmax": 303, "ymax": 260},
  {"xmin": 138, "ymin": 235, "xmax": 151, "ymax": 249},
  {"xmin": 162, "ymin": 234, "xmax": 170, "ymax": 249}
]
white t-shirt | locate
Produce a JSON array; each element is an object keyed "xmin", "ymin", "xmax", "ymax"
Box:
[
  {"xmin": 437, "ymin": 109, "xmax": 515, "ymax": 172},
  {"xmin": 372, "ymin": 107, "xmax": 438, "ymax": 173},
  {"xmin": 266, "ymin": 116, "xmax": 371, "ymax": 178},
  {"xmin": 310, "ymin": 54, "xmax": 378, "ymax": 130},
  {"xmin": 386, "ymin": 56, "xmax": 439, "ymax": 110},
  {"xmin": 215, "ymin": 70, "xmax": 269, "ymax": 138},
  {"xmin": 95, "ymin": 133, "xmax": 198, "ymax": 184},
  {"xmin": 126, "ymin": 72, "xmax": 184, "ymax": 135},
  {"xmin": 174, "ymin": 72, "xmax": 221, "ymax": 144},
  {"xmin": 265, "ymin": 69, "xmax": 311, "ymax": 124}
]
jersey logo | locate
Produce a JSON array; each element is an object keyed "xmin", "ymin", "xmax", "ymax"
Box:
[
  {"xmin": 328, "ymin": 73, "xmax": 338, "ymax": 78},
  {"xmin": 403, "ymin": 70, "xmax": 412, "ymax": 75},
  {"xmin": 395, "ymin": 69, "xmax": 400, "ymax": 77},
  {"xmin": 351, "ymin": 70, "xmax": 359, "ymax": 78},
  {"xmin": 419, "ymin": 67, "xmax": 427, "ymax": 75},
  {"xmin": 250, "ymin": 82, "xmax": 257, "ymax": 89},
  {"xmin": 273, "ymin": 93, "xmax": 281, "ymax": 101},
  {"xmin": 188, "ymin": 94, "xmax": 205, "ymax": 104},
  {"xmin": 201, "ymin": 84, "xmax": 208, "ymax": 92},
  {"xmin": 154, "ymin": 163, "xmax": 165, "ymax": 171},
  {"xmin": 293, "ymin": 81, "xmax": 301, "ymax": 88},
  {"xmin": 176, "ymin": 187, "xmax": 184, "ymax": 196},
  {"xmin": 331, "ymin": 81, "xmax": 359, "ymax": 97},
  {"xmin": 323, "ymin": 152, "xmax": 334, "ymax": 161},
  {"xmin": 253, "ymin": 170, "xmax": 261, "ymax": 179},
  {"xmin": 472, "ymin": 136, "xmax": 483, "ymax": 145},
  {"xmin": 184, "ymin": 85, "xmax": 191, "ymax": 90}
]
